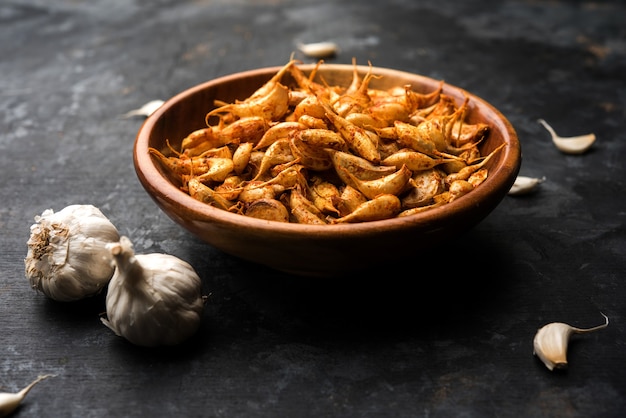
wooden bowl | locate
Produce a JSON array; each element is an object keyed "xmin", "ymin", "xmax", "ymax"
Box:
[{"xmin": 134, "ymin": 64, "xmax": 521, "ymax": 277}]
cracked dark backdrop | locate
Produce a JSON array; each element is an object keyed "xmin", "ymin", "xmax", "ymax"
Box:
[{"xmin": 1, "ymin": 1, "xmax": 625, "ymax": 417}]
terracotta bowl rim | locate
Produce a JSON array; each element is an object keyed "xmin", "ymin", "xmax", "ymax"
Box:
[{"xmin": 134, "ymin": 64, "xmax": 521, "ymax": 238}]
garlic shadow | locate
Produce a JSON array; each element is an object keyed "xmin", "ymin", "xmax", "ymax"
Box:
[
  {"xmin": 103, "ymin": 324, "xmax": 212, "ymax": 363},
  {"xmin": 40, "ymin": 291, "xmax": 107, "ymax": 321}
]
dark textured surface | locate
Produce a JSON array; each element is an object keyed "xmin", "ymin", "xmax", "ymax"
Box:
[{"xmin": 1, "ymin": 1, "xmax": 625, "ymax": 417}]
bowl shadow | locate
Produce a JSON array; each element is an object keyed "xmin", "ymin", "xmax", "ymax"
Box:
[{"xmin": 189, "ymin": 226, "xmax": 514, "ymax": 343}]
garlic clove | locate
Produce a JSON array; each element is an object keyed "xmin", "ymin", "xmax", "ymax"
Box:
[
  {"xmin": 101, "ymin": 236, "xmax": 206, "ymax": 347},
  {"xmin": 508, "ymin": 175, "xmax": 546, "ymax": 196},
  {"xmin": 538, "ymin": 119, "xmax": 596, "ymax": 154},
  {"xmin": 533, "ymin": 313, "xmax": 609, "ymax": 371},
  {"xmin": 297, "ymin": 41, "xmax": 339, "ymax": 58},
  {"xmin": 0, "ymin": 374, "xmax": 55, "ymax": 417},
  {"xmin": 533, "ymin": 322, "xmax": 573, "ymax": 371},
  {"xmin": 24, "ymin": 205, "xmax": 120, "ymax": 302},
  {"xmin": 121, "ymin": 99, "xmax": 165, "ymax": 118}
]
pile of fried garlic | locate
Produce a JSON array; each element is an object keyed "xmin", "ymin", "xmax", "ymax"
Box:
[{"xmin": 150, "ymin": 59, "xmax": 504, "ymax": 224}]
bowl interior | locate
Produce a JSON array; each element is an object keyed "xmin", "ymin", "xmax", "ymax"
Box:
[{"xmin": 134, "ymin": 64, "xmax": 521, "ymax": 275}]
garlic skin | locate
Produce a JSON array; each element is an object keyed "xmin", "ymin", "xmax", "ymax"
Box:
[
  {"xmin": 533, "ymin": 314, "xmax": 609, "ymax": 371},
  {"xmin": 101, "ymin": 236, "xmax": 205, "ymax": 347},
  {"xmin": 24, "ymin": 205, "xmax": 120, "ymax": 302}
]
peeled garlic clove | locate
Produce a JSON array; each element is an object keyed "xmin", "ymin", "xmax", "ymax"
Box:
[
  {"xmin": 297, "ymin": 41, "xmax": 339, "ymax": 58},
  {"xmin": 538, "ymin": 119, "xmax": 596, "ymax": 154},
  {"xmin": 101, "ymin": 236, "xmax": 205, "ymax": 347},
  {"xmin": 508, "ymin": 175, "xmax": 546, "ymax": 196},
  {"xmin": 24, "ymin": 205, "xmax": 120, "ymax": 302},
  {"xmin": 533, "ymin": 313, "xmax": 609, "ymax": 371}
]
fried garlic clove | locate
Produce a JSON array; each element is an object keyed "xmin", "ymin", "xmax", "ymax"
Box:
[
  {"xmin": 538, "ymin": 119, "xmax": 596, "ymax": 154},
  {"xmin": 194, "ymin": 158, "xmax": 235, "ymax": 183},
  {"xmin": 217, "ymin": 116, "xmax": 269, "ymax": 146},
  {"xmin": 467, "ymin": 168, "xmax": 489, "ymax": 188},
  {"xmin": 252, "ymin": 139, "xmax": 295, "ymax": 181},
  {"xmin": 254, "ymin": 121, "xmax": 307, "ymax": 150},
  {"xmin": 328, "ymin": 149, "xmax": 396, "ymax": 188},
  {"xmin": 289, "ymin": 188, "xmax": 327, "ymax": 224},
  {"xmin": 401, "ymin": 169, "xmax": 446, "ymax": 209},
  {"xmin": 296, "ymin": 128, "xmax": 348, "ymax": 152},
  {"xmin": 207, "ymin": 83, "xmax": 290, "ymax": 122},
  {"xmin": 330, "ymin": 194, "xmax": 401, "ymax": 224},
  {"xmin": 289, "ymin": 135, "xmax": 333, "ymax": 171},
  {"xmin": 381, "ymin": 148, "xmax": 455, "ymax": 172},
  {"xmin": 308, "ymin": 178, "xmax": 341, "ymax": 216},
  {"xmin": 341, "ymin": 164, "xmax": 412, "ymax": 200},
  {"xmin": 187, "ymin": 178, "xmax": 234, "ymax": 211},
  {"xmin": 232, "ymin": 142, "xmax": 254, "ymax": 175},
  {"xmin": 245, "ymin": 198, "xmax": 290, "ymax": 222},
  {"xmin": 335, "ymin": 185, "xmax": 368, "ymax": 217},
  {"xmin": 320, "ymin": 99, "xmax": 381, "ymax": 163},
  {"xmin": 433, "ymin": 179, "xmax": 475, "ymax": 204}
]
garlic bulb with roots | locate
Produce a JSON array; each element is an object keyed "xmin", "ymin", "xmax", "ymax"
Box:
[
  {"xmin": 24, "ymin": 204, "xmax": 120, "ymax": 301},
  {"xmin": 101, "ymin": 236, "xmax": 205, "ymax": 347}
]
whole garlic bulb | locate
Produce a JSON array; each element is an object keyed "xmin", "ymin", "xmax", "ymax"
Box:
[
  {"xmin": 24, "ymin": 204, "xmax": 120, "ymax": 302},
  {"xmin": 101, "ymin": 236, "xmax": 205, "ymax": 347}
]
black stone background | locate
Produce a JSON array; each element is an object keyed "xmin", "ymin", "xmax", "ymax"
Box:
[{"xmin": 1, "ymin": 0, "xmax": 625, "ymax": 417}]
